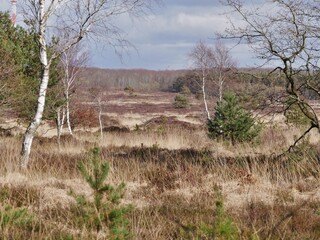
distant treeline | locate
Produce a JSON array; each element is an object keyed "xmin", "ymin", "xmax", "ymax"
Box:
[
  {"xmin": 80, "ymin": 67, "xmax": 315, "ymax": 107},
  {"xmin": 79, "ymin": 68, "xmax": 189, "ymax": 91},
  {"xmin": 78, "ymin": 67, "xmax": 282, "ymax": 94}
]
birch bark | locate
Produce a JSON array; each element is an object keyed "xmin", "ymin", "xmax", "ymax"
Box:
[
  {"xmin": 65, "ymin": 93, "xmax": 73, "ymax": 135},
  {"xmin": 20, "ymin": 0, "xmax": 49, "ymax": 168},
  {"xmin": 218, "ymin": 71, "xmax": 224, "ymax": 102},
  {"xmin": 202, "ymin": 74, "xmax": 211, "ymax": 120},
  {"xmin": 55, "ymin": 106, "xmax": 65, "ymax": 150}
]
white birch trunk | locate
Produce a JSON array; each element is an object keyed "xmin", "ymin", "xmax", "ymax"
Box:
[
  {"xmin": 61, "ymin": 107, "xmax": 66, "ymax": 130},
  {"xmin": 218, "ymin": 72, "xmax": 224, "ymax": 102},
  {"xmin": 56, "ymin": 107, "xmax": 61, "ymax": 141},
  {"xmin": 20, "ymin": 0, "xmax": 49, "ymax": 169},
  {"xmin": 62, "ymin": 52, "xmax": 73, "ymax": 136},
  {"xmin": 65, "ymin": 90, "xmax": 73, "ymax": 135},
  {"xmin": 20, "ymin": 67, "xmax": 49, "ymax": 168},
  {"xmin": 56, "ymin": 107, "xmax": 65, "ymax": 150},
  {"xmin": 202, "ymin": 74, "xmax": 211, "ymax": 120}
]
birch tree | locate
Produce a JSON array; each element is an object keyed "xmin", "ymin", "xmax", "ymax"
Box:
[
  {"xmin": 212, "ymin": 41, "xmax": 235, "ymax": 102},
  {"xmin": 189, "ymin": 41, "xmax": 215, "ymax": 120},
  {"xmin": 89, "ymin": 87, "xmax": 105, "ymax": 140},
  {"xmin": 223, "ymin": 0, "xmax": 320, "ymax": 149},
  {"xmin": 60, "ymin": 42, "xmax": 89, "ymax": 136},
  {"xmin": 19, "ymin": 0, "xmax": 157, "ymax": 169}
]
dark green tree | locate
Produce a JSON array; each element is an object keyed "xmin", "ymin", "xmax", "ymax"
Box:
[
  {"xmin": 0, "ymin": 11, "xmax": 63, "ymax": 121},
  {"xmin": 208, "ymin": 91, "xmax": 261, "ymax": 144}
]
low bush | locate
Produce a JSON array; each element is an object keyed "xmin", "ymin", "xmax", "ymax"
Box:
[{"xmin": 174, "ymin": 94, "xmax": 189, "ymax": 108}]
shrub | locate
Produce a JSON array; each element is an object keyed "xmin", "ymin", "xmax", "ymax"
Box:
[
  {"xmin": 124, "ymin": 85, "xmax": 134, "ymax": 96},
  {"xmin": 171, "ymin": 74, "xmax": 201, "ymax": 94},
  {"xmin": 208, "ymin": 91, "xmax": 262, "ymax": 144},
  {"xmin": 70, "ymin": 101, "xmax": 98, "ymax": 129},
  {"xmin": 174, "ymin": 94, "xmax": 189, "ymax": 108},
  {"xmin": 180, "ymin": 85, "xmax": 192, "ymax": 96}
]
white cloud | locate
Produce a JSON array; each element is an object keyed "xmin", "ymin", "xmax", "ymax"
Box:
[
  {"xmin": 0, "ymin": 0, "xmax": 266, "ymax": 69},
  {"xmin": 177, "ymin": 13, "xmax": 222, "ymax": 29}
]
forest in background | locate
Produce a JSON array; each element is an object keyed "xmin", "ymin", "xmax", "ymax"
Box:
[{"xmin": 78, "ymin": 68, "xmax": 188, "ymax": 91}]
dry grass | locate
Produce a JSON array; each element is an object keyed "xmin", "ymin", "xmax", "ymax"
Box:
[
  {"xmin": 0, "ymin": 123, "xmax": 319, "ymax": 239},
  {"xmin": 84, "ymin": 128, "xmax": 208, "ymax": 150}
]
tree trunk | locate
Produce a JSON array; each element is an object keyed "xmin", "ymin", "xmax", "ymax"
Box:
[
  {"xmin": 65, "ymin": 91, "xmax": 73, "ymax": 135},
  {"xmin": 20, "ymin": 0, "xmax": 48, "ymax": 169},
  {"xmin": 20, "ymin": 67, "xmax": 50, "ymax": 168},
  {"xmin": 202, "ymin": 75, "xmax": 211, "ymax": 120},
  {"xmin": 55, "ymin": 107, "xmax": 65, "ymax": 150},
  {"xmin": 218, "ymin": 72, "xmax": 224, "ymax": 102}
]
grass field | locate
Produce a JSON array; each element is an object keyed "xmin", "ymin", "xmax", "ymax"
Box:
[{"xmin": 0, "ymin": 90, "xmax": 319, "ymax": 239}]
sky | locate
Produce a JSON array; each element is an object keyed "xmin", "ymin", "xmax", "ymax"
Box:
[{"xmin": 0, "ymin": 0, "xmax": 259, "ymax": 70}]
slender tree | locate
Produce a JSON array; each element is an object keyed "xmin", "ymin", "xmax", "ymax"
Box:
[
  {"xmin": 89, "ymin": 87, "xmax": 105, "ymax": 140},
  {"xmin": 60, "ymin": 42, "xmax": 89, "ymax": 136},
  {"xmin": 189, "ymin": 41, "xmax": 215, "ymax": 120},
  {"xmin": 19, "ymin": 0, "xmax": 158, "ymax": 169},
  {"xmin": 212, "ymin": 41, "xmax": 235, "ymax": 102}
]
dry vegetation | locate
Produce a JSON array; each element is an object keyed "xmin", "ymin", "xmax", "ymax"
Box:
[
  {"xmin": 0, "ymin": 122, "xmax": 320, "ymax": 239},
  {"xmin": 0, "ymin": 90, "xmax": 320, "ymax": 239}
]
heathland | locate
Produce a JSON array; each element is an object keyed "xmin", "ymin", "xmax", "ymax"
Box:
[{"xmin": 0, "ymin": 68, "xmax": 320, "ymax": 239}]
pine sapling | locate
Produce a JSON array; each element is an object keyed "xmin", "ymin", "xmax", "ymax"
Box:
[{"xmin": 77, "ymin": 147, "xmax": 131, "ymax": 239}]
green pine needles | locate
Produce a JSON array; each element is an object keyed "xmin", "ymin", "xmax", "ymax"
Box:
[
  {"xmin": 76, "ymin": 147, "xmax": 131, "ymax": 239},
  {"xmin": 174, "ymin": 94, "xmax": 189, "ymax": 108},
  {"xmin": 213, "ymin": 187, "xmax": 239, "ymax": 240},
  {"xmin": 208, "ymin": 91, "xmax": 262, "ymax": 144}
]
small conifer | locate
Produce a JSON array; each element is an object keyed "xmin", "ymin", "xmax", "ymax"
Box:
[{"xmin": 208, "ymin": 91, "xmax": 261, "ymax": 144}]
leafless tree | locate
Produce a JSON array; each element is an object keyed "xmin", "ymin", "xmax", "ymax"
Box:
[
  {"xmin": 60, "ymin": 42, "xmax": 89, "ymax": 136},
  {"xmin": 223, "ymin": 0, "xmax": 320, "ymax": 148},
  {"xmin": 19, "ymin": 0, "xmax": 158, "ymax": 169},
  {"xmin": 212, "ymin": 41, "xmax": 236, "ymax": 102},
  {"xmin": 189, "ymin": 40, "xmax": 235, "ymax": 119},
  {"xmin": 189, "ymin": 41, "xmax": 215, "ymax": 120},
  {"xmin": 89, "ymin": 87, "xmax": 105, "ymax": 141}
]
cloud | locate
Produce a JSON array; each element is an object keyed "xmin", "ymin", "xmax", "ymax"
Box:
[
  {"xmin": 135, "ymin": 12, "xmax": 228, "ymax": 42},
  {"xmin": 165, "ymin": 0, "xmax": 220, "ymax": 7},
  {"xmin": 92, "ymin": 1, "xmax": 245, "ymax": 69},
  {"xmin": 0, "ymin": 0, "xmax": 264, "ymax": 69}
]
